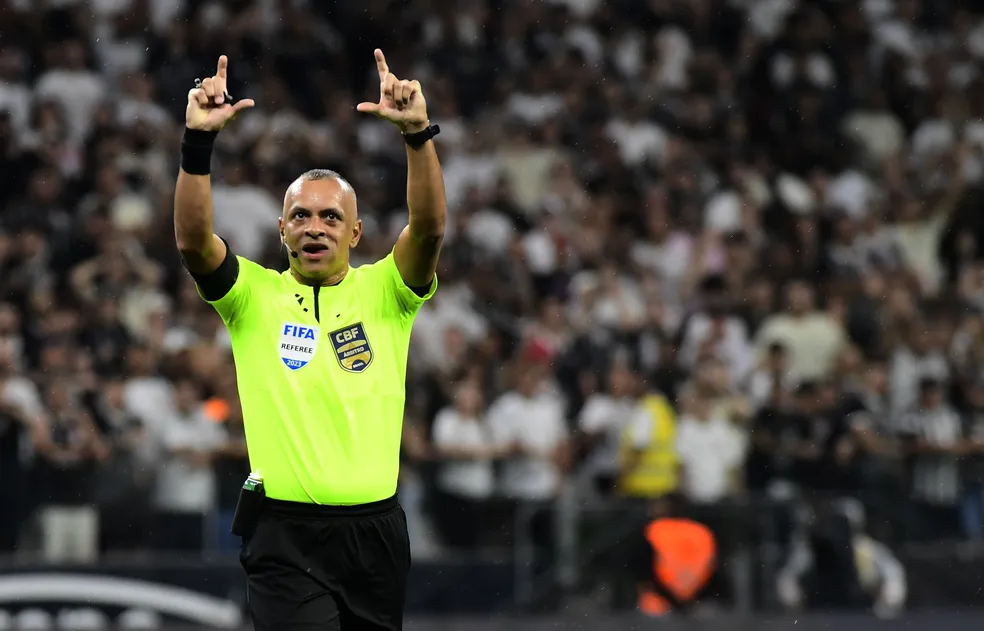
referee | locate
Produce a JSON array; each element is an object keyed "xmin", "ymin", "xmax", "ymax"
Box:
[{"xmin": 173, "ymin": 52, "xmax": 446, "ymax": 631}]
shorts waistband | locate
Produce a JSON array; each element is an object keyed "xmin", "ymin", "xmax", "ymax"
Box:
[{"xmin": 262, "ymin": 494, "xmax": 398, "ymax": 519}]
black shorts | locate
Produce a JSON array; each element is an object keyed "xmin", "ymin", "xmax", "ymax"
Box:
[{"xmin": 241, "ymin": 495, "xmax": 410, "ymax": 631}]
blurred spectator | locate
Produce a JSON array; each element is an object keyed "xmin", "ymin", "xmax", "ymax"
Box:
[
  {"xmin": 745, "ymin": 342, "xmax": 793, "ymax": 412},
  {"xmin": 152, "ymin": 377, "xmax": 224, "ymax": 552},
  {"xmin": 35, "ymin": 379, "xmax": 108, "ymax": 563},
  {"xmin": 211, "ymin": 390, "xmax": 250, "ymax": 554},
  {"xmin": 674, "ymin": 390, "xmax": 747, "ymax": 504},
  {"xmin": 488, "ymin": 343, "xmax": 569, "ymax": 574},
  {"xmin": 619, "ymin": 386, "xmax": 678, "ymax": 500},
  {"xmin": 897, "ymin": 378, "xmax": 965, "ymax": 541},
  {"xmin": 88, "ymin": 377, "xmax": 155, "ymax": 552},
  {"xmin": 777, "ymin": 500, "xmax": 906, "ymax": 617},
  {"xmin": 431, "ymin": 379, "xmax": 497, "ymax": 549},
  {"xmin": 889, "ymin": 318, "xmax": 951, "ymax": 418},
  {"xmin": 754, "ymin": 281, "xmax": 847, "ymax": 384},
  {"xmin": 576, "ymin": 358, "xmax": 639, "ymax": 495}
]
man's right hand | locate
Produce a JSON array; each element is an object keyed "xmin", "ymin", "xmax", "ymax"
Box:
[{"xmin": 186, "ymin": 55, "xmax": 255, "ymax": 132}]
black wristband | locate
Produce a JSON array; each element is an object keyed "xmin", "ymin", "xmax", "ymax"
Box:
[
  {"xmin": 180, "ymin": 128, "xmax": 218, "ymax": 175},
  {"xmin": 403, "ymin": 124, "xmax": 440, "ymax": 150}
]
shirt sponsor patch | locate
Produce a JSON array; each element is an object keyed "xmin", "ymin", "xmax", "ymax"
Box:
[
  {"xmin": 329, "ymin": 322, "xmax": 373, "ymax": 373},
  {"xmin": 279, "ymin": 323, "xmax": 320, "ymax": 371}
]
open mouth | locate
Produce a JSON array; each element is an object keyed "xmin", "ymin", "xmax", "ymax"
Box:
[{"xmin": 301, "ymin": 243, "xmax": 329, "ymax": 254}]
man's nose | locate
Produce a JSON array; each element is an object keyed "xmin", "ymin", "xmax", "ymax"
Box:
[{"xmin": 305, "ymin": 226, "xmax": 326, "ymax": 238}]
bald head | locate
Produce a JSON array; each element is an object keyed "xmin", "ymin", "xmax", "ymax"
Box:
[
  {"xmin": 284, "ymin": 169, "xmax": 357, "ymax": 217},
  {"xmin": 279, "ymin": 169, "xmax": 362, "ymax": 284}
]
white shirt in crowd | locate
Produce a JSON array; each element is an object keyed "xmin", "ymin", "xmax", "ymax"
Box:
[
  {"xmin": 431, "ymin": 407, "xmax": 495, "ymax": 500},
  {"xmin": 675, "ymin": 413, "xmax": 747, "ymax": 504},
  {"xmin": 754, "ymin": 312, "xmax": 846, "ymax": 383},
  {"xmin": 123, "ymin": 376, "xmax": 174, "ymax": 433},
  {"xmin": 34, "ymin": 69, "xmax": 105, "ymax": 143},
  {"xmin": 841, "ymin": 108, "xmax": 906, "ymax": 163},
  {"xmin": 577, "ymin": 393, "xmax": 636, "ymax": 480},
  {"xmin": 896, "ymin": 403, "xmax": 963, "ymax": 505},
  {"xmin": 210, "ymin": 183, "xmax": 282, "ymax": 261},
  {"xmin": 488, "ymin": 388, "xmax": 567, "ymax": 501},
  {"xmin": 679, "ymin": 313, "xmax": 753, "ymax": 386},
  {"xmin": 412, "ymin": 284, "xmax": 488, "ymax": 372},
  {"xmin": 745, "ymin": 368, "xmax": 795, "ymax": 411},
  {"xmin": 440, "ymin": 149, "xmax": 502, "ymax": 213},
  {"xmin": 2, "ymin": 376, "xmax": 43, "ymax": 420},
  {"xmin": 154, "ymin": 407, "xmax": 225, "ymax": 513},
  {"xmin": 604, "ymin": 117, "xmax": 669, "ymax": 167},
  {"xmin": 888, "ymin": 347, "xmax": 950, "ymax": 418}
]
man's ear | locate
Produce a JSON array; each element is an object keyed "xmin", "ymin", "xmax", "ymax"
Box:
[{"xmin": 350, "ymin": 219, "xmax": 363, "ymax": 248}]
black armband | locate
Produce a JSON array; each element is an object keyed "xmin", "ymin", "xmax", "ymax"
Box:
[
  {"xmin": 180, "ymin": 128, "xmax": 218, "ymax": 175},
  {"xmin": 187, "ymin": 239, "xmax": 239, "ymax": 301},
  {"xmin": 410, "ymin": 282, "xmax": 432, "ymax": 297}
]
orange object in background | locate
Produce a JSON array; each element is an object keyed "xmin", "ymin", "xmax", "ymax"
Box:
[
  {"xmin": 638, "ymin": 517, "xmax": 717, "ymax": 616},
  {"xmin": 204, "ymin": 397, "xmax": 230, "ymax": 422}
]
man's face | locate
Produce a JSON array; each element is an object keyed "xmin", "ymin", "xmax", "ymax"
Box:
[
  {"xmin": 608, "ymin": 365, "xmax": 634, "ymax": 397},
  {"xmin": 280, "ymin": 177, "xmax": 362, "ymax": 282},
  {"xmin": 921, "ymin": 386, "xmax": 943, "ymax": 409},
  {"xmin": 787, "ymin": 283, "xmax": 812, "ymax": 315}
]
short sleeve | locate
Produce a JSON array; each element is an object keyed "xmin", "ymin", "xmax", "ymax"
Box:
[
  {"xmin": 374, "ymin": 251, "xmax": 438, "ymax": 317},
  {"xmin": 199, "ymin": 256, "xmax": 268, "ymax": 327}
]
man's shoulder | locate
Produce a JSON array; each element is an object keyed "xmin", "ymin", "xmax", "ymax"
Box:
[
  {"xmin": 238, "ymin": 256, "xmax": 280, "ymax": 277},
  {"xmin": 349, "ymin": 253, "xmax": 397, "ymax": 280},
  {"xmin": 235, "ymin": 257, "xmax": 287, "ymax": 291}
]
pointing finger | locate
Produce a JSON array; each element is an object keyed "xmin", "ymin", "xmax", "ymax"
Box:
[
  {"xmin": 214, "ymin": 56, "xmax": 230, "ymax": 104},
  {"xmin": 374, "ymin": 49, "xmax": 389, "ymax": 81}
]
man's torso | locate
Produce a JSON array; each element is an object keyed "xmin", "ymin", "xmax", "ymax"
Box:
[{"xmin": 206, "ymin": 252, "xmax": 434, "ymax": 504}]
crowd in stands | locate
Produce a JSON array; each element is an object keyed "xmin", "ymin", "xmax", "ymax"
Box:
[{"xmin": 4, "ymin": 0, "xmax": 984, "ymax": 565}]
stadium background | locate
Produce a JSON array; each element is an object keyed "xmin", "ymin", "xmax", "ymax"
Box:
[{"xmin": 4, "ymin": 0, "xmax": 984, "ymax": 627}]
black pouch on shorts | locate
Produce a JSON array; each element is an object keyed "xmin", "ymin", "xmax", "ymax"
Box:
[{"xmin": 231, "ymin": 476, "xmax": 265, "ymax": 539}]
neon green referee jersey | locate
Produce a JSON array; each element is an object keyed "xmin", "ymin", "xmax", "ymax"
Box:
[{"xmin": 205, "ymin": 251, "xmax": 436, "ymax": 504}]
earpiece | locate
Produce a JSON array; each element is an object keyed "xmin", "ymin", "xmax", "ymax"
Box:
[{"xmin": 281, "ymin": 232, "xmax": 298, "ymax": 258}]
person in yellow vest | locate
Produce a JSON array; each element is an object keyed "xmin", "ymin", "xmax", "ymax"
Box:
[
  {"xmin": 627, "ymin": 494, "xmax": 718, "ymax": 617},
  {"xmin": 618, "ymin": 389, "xmax": 679, "ymax": 498}
]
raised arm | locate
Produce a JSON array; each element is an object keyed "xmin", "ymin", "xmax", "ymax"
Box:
[
  {"xmin": 357, "ymin": 49, "xmax": 446, "ymax": 288},
  {"xmin": 174, "ymin": 55, "xmax": 255, "ymax": 275}
]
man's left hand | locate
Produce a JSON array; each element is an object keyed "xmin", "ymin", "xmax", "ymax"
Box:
[{"xmin": 357, "ymin": 49, "xmax": 429, "ymax": 134}]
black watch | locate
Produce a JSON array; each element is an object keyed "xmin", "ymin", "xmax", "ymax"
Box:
[{"xmin": 403, "ymin": 124, "xmax": 440, "ymax": 149}]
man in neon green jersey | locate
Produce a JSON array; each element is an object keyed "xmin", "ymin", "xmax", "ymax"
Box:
[{"xmin": 173, "ymin": 51, "xmax": 445, "ymax": 631}]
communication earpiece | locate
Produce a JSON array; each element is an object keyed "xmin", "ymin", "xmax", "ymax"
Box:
[{"xmin": 281, "ymin": 231, "xmax": 298, "ymax": 258}]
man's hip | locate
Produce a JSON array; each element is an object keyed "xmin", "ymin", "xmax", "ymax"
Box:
[{"xmin": 241, "ymin": 495, "xmax": 410, "ymax": 631}]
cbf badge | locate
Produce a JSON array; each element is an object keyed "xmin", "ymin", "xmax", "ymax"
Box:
[
  {"xmin": 279, "ymin": 323, "xmax": 320, "ymax": 371},
  {"xmin": 329, "ymin": 323, "xmax": 373, "ymax": 373}
]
